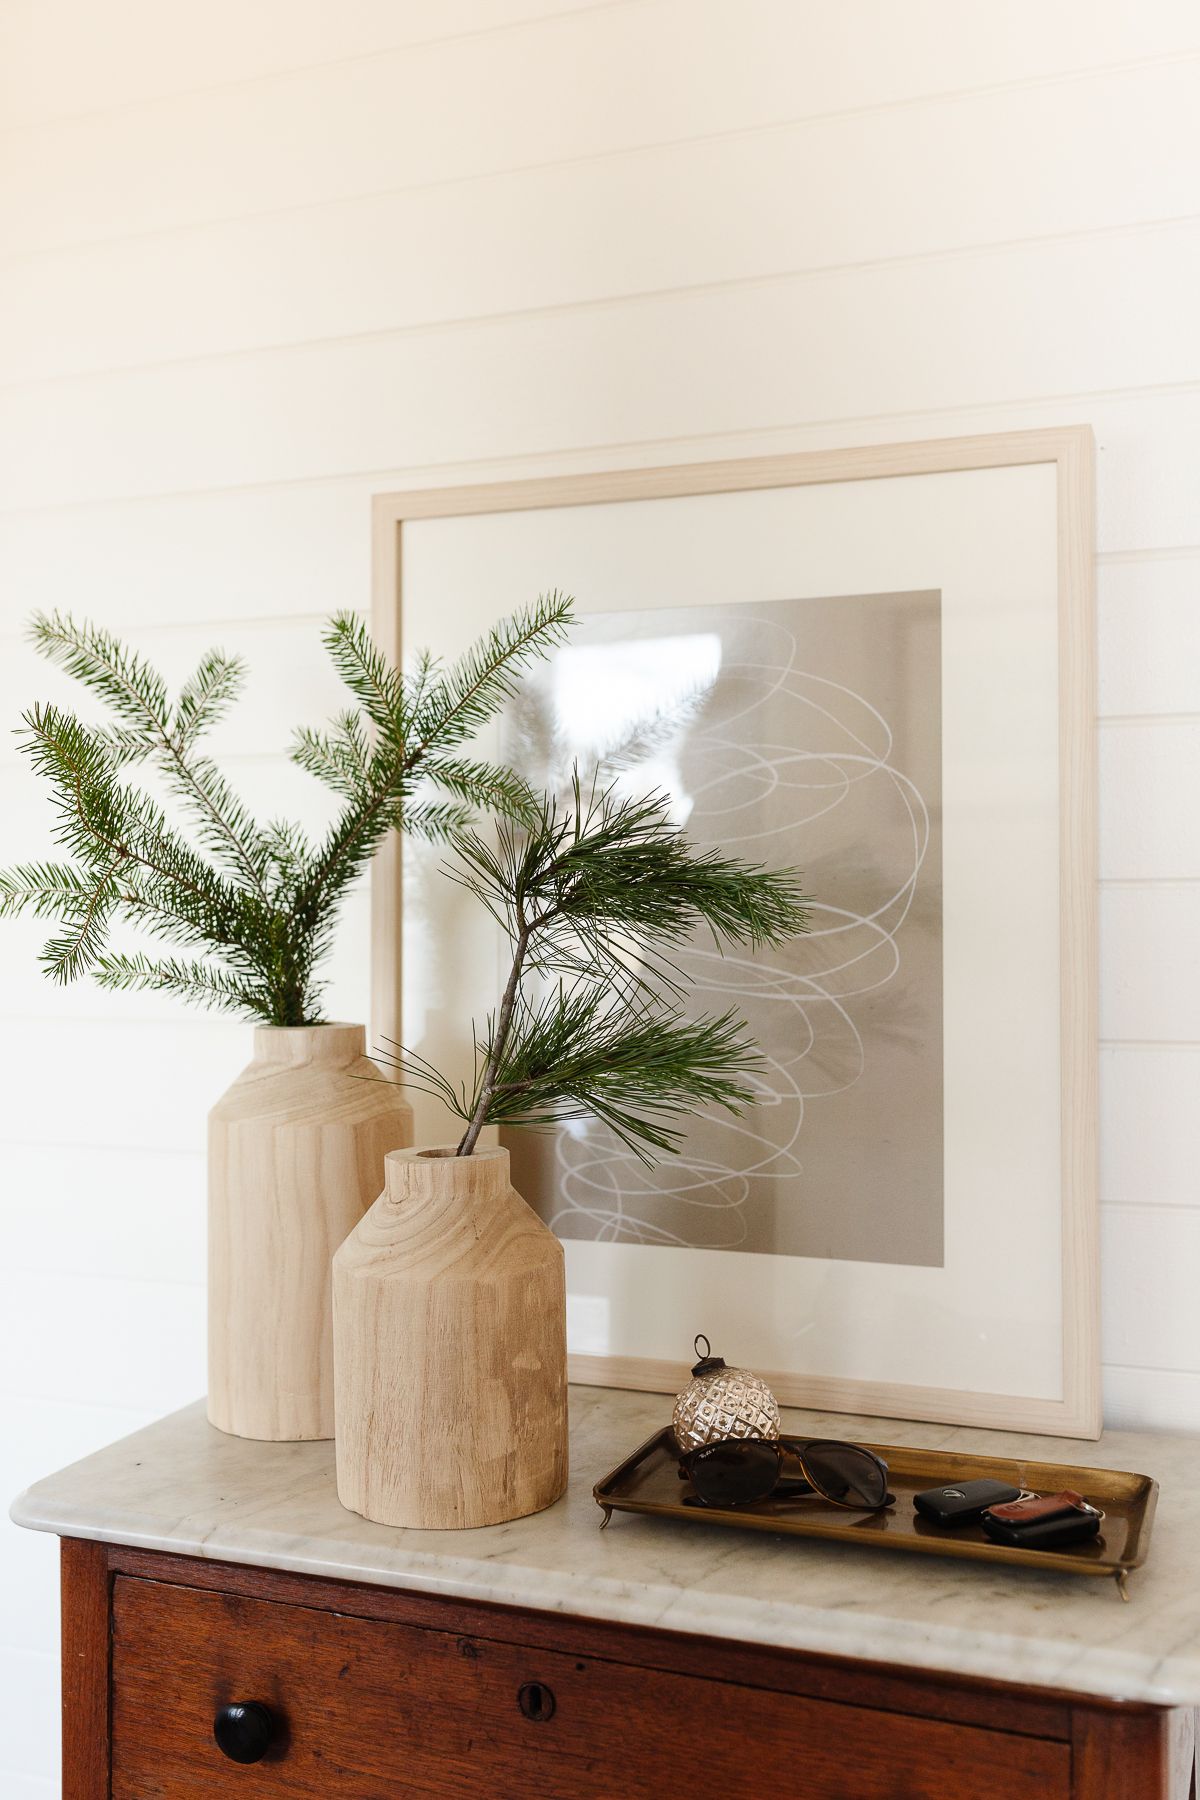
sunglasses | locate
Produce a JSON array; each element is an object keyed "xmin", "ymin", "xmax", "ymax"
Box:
[{"xmin": 678, "ymin": 1434, "xmax": 893, "ymax": 1513}]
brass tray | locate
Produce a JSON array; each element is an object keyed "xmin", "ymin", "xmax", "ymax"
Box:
[{"xmin": 594, "ymin": 1428, "xmax": 1158, "ymax": 1598}]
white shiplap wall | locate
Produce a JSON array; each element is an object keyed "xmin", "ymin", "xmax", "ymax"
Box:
[{"xmin": 2, "ymin": 2, "xmax": 1199, "ymax": 1788}]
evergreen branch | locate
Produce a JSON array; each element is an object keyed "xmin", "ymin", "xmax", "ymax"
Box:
[
  {"xmin": 293, "ymin": 594, "xmax": 575, "ymax": 926},
  {"xmin": 30, "ymin": 615, "xmax": 271, "ymax": 898},
  {"xmin": 396, "ymin": 765, "xmax": 811, "ymax": 1161},
  {"xmin": 367, "ymin": 1037, "xmax": 474, "ymax": 1119},
  {"xmin": 464, "ymin": 985, "xmax": 763, "ymax": 1161},
  {"xmin": 425, "ymin": 756, "xmax": 539, "ymax": 826},
  {"xmin": 0, "ymin": 860, "xmax": 107, "ymax": 920},
  {"xmin": 5, "ymin": 599, "xmax": 577, "ymax": 1026},
  {"xmin": 291, "ymin": 711, "xmax": 372, "ymax": 799},
  {"xmin": 174, "ymin": 648, "xmax": 245, "ymax": 745},
  {"xmin": 22, "ymin": 704, "xmax": 264, "ymax": 953},
  {"xmin": 321, "ymin": 613, "xmax": 405, "ymax": 741},
  {"xmin": 93, "ymin": 952, "xmax": 274, "ymax": 1016},
  {"xmin": 38, "ymin": 865, "xmax": 120, "ymax": 984},
  {"xmin": 29, "ymin": 611, "xmax": 169, "ymax": 731},
  {"xmin": 156, "ymin": 749, "xmax": 273, "ymax": 896},
  {"xmin": 412, "ymin": 591, "xmax": 573, "ymax": 756},
  {"xmin": 403, "ymin": 799, "xmax": 475, "ymax": 842},
  {"xmin": 91, "ymin": 725, "xmax": 155, "ymax": 767}
]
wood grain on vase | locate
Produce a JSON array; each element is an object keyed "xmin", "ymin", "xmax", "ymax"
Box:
[
  {"xmin": 333, "ymin": 1144, "xmax": 568, "ymax": 1528},
  {"xmin": 208, "ymin": 1022, "xmax": 412, "ymax": 1442}
]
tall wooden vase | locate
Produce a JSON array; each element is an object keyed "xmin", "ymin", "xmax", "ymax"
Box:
[
  {"xmin": 208, "ymin": 1023, "xmax": 412, "ymax": 1442},
  {"xmin": 333, "ymin": 1145, "xmax": 569, "ymax": 1529}
]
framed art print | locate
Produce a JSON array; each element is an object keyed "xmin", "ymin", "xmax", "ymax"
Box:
[{"xmin": 371, "ymin": 428, "xmax": 1099, "ymax": 1437}]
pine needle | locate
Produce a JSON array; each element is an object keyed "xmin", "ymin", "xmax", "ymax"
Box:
[{"xmin": 3, "ymin": 600, "xmax": 575, "ymax": 1025}]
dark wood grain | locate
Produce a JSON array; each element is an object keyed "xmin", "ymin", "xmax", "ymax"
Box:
[
  {"xmin": 1072, "ymin": 1705, "xmax": 1198, "ymax": 1800},
  {"xmin": 103, "ymin": 1542, "xmax": 1074, "ymax": 1740},
  {"xmin": 60, "ymin": 1537, "xmax": 110, "ymax": 1800},
  {"xmin": 110, "ymin": 1573, "xmax": 1070, "ymax": 1799}
]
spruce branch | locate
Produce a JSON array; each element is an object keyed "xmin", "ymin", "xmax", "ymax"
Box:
[
  {"xmin": 4, "ymin": 598, "xmax": 574, "ymax": 1025},
  {"xmin": 94, "ymin": 951, "xmax": 273, "ymax": 1017}
]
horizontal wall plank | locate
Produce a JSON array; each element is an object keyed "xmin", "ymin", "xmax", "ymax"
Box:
[
  {"xmin": 0, "ymin": 0, "xmax": 606, "ymax": 130},
  {"xmin": 0, "ymin": 389, "xmax": 1196, "ymax": 600},
  {"xmin": 0, "ymin": 1146, "xmax": 205, "ymax": 1284},
  {"xmin": 1099, "ymin": 719, "xmax": 1200, "ymax": 879},
  {"xmin": 0, "ymin": 1649, "xmax": 56, "ymax": 1782},
  {"xmin": 4, "ymin": 0, "xmax": 1200, "ymax": 256},
  {"xmin": 1100, "ymin": 1046, "xmax": 1200, "ymax": 1208},
  {"xmin": 0, "ymin": 1270, "xmax": 205, "ymax": 1411},
  {"xmin": 1102, "ymin": 1205, "xmax": 1200, "ymax": 1372},
  {"xmin": 0, "ymin": 752, "xmax": 373, "ymax": 1025},
  {"xmin": 0, "ymin": 481, "xmax": 372, "ymax": 627},
  {"xmin": 0, "ymin": 1018, "xmax": 244, "ymax": 1152},
  {"xmin": 1099, "ymin": 553, "xmax": 1200, "ymax": 717},
  {"xmin": 6, "ymin": 56, "xmax": 1200, "ymax": 384},
  {"xmin": 1100, "ymin": 884, "xmax": 1200, "ymax": 1043},
  {"xmin": 1103, "ymin": 1364, "xmax": 1200, "ymax": 1431},
  {"xmin": 3, "ymin": 223, "xmax": 1200, "ymax": 510},
  {"xmin": 0, "ymin": 1768, "xmax": 55, "ymax": 1798},
  {"xmin": 0, "ymin": 617, "xmax": 354, "ymax": 765},
  {"xmin": 0, "ymin": 1393, "xmax": 154, "ymax": 1654}
]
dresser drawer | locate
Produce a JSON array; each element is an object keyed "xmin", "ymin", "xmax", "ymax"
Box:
[{"xmin": 111, "ymin": 1574, "xmax": 1070, "ymax": 1798}]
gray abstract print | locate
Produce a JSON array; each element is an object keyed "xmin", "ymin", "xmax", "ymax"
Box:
[{"xmin": 506, "ymin": 589, "xmax": 944, "ymax": 1267}]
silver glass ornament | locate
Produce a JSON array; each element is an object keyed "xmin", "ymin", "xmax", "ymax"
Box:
[{"xmin": 671, "ymin": 1335, "xmax": 780, "ymax": 1452}]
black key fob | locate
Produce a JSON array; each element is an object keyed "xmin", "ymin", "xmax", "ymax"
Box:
[
  {"xmin": 913, "ymin": 1479, "xmax": 1023, "ymax": 1527},
  {"xmin": 980, "ymin": 1508, "xmax": 1102, "ymax": 1549},
  {"xmin": 980, "ymin": 1491, "xmax": 1103, "ymax": 1550}
]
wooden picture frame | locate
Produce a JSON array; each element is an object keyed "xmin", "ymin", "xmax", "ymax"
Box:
[{"xmin": 370, "ymin": 427, "xmax": 1098, "ymax": 1437}]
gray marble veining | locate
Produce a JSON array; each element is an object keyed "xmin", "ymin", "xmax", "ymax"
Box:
[{"xmin": 12, "ymin": 1387, "xmax": 1200, "ymax": 1705}]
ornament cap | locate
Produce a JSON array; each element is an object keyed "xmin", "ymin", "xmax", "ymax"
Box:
[{"xmin": 690, "ymin": 1333, "xmax": 728, "ymax": 1379}]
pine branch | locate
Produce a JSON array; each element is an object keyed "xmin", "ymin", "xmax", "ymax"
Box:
[
  {"xmin": 0, "ymin": 860, "xmax": 108, "ymax": 920},
  {"xmin": 321, "ymin": 613, "xmax": 406, "ymax": 744},
  {"xmin": 411, "ymin": 591, "xmax": 573, "ymax": 756},
  {"xmin": 30, "ymin": 615, "xmax": 271, "ymax": 897},
  {"xmin": 403, "ymin": 799, "xmax": 475, "ymax": 842},
  {"xmin": 39, "ymin": 866, "xmax": 121, "ymax": 984},
  {"xmin": 30, "ymin": 611, "xmax": 169, "ymax": 733},
  {"xmin": 93, "ymin": 952, "xmax": 275, "ymax": 1017},
  {"xmin": 291, "ymin": 711, "xmax": 372, "ymax": 799},
  {"xmin": 293, "ymin": 593, "xmax": 574, "ymax": 927},
  {"xmin": 174, "ymin": 649, "xmax": 245, "ymax": 745},
  {"xmin": 424, "ymin": 756, "xmax": 539, "ymax": 826},
  {"xmin": 6, "ymin": 600, "xmax": 575, "ymax": 1026},
  {"xmin": 464, "ymin": 985, "xmax": 763, "ymax": 1161},
  {"xmin": 410, "ymin": 768, "xmax": 811, "ymax": 1161}
]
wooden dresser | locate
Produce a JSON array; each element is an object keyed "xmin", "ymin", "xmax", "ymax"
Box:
[{"xmin": 15, "ymin": 1389, "xmax": 1200, "ymax": 1799}]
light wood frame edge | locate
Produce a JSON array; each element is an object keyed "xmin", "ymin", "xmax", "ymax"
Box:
[{"xmin": 370, "ymin": 425, "xmax": 1100, "ymax": 1440}]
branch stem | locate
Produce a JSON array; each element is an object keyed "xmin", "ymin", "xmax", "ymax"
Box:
[{"xmin": 456, "ymin": 914, "xmax": 531, "ymax": 1155}]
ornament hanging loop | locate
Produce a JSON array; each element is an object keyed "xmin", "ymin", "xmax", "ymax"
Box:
[{"xmin": 694, "ymin": 1334, "xmax": 711, "ymax": 1361}]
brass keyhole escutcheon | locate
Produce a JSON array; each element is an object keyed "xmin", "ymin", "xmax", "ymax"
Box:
[{"xmin": 518, "ymin": 1681, "xmax": 556, "ymax": 1722}]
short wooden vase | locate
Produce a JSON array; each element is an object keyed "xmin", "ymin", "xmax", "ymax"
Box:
[
  {"xmin": 333, "ymin": 1145, "xmax": 569, "ymax": 1529},
  {"xmin": 208, "ymin": 1023, "xmax": 413, "ymax": 1443}
]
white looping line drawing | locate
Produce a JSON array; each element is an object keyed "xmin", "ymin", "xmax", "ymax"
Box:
[{"xmin": 546, "ymin": 618, "xmax": 932, "ymax": 1249}]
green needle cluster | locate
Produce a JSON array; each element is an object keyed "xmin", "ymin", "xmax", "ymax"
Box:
[
  {"xmin": 376, "ymin": 772, "xmax": 812, "ymax": 1163},
  {"xmin": 0, "ymin": 597, "xmax": 572, "ymax": 1025}
]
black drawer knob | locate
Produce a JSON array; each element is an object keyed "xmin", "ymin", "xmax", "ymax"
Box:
[
  {"xmin": 518, "ymin": 1681, "xmax": 556, "ymax": 1722},
  {"xmin": 214, "ymin": 1701, "xmax": 276, "ymax": 1763}
]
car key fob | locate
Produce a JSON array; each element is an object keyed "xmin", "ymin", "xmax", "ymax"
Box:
[
  {"xmin": 912, "ymin": 1479, "xmax": 1024, "ymax": 1527},
  {"xmin": 980, "ymin": 1490, "xmax": 1103, "ymax": 1549}
]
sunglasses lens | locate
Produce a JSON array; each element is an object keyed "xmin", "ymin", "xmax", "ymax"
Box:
[
  {"xmin": 801, "ymin": 1441, "xmax": 889, "ymax": 1509},
  {"xmin": 690, "ymin": 1438, "xmax": 780, "ymax": 1507}
]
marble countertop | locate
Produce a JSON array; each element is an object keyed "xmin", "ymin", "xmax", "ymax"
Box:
[{"xmin": 13, "ymin": 1386, "xmax": 1200, "ymax": 1707}]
